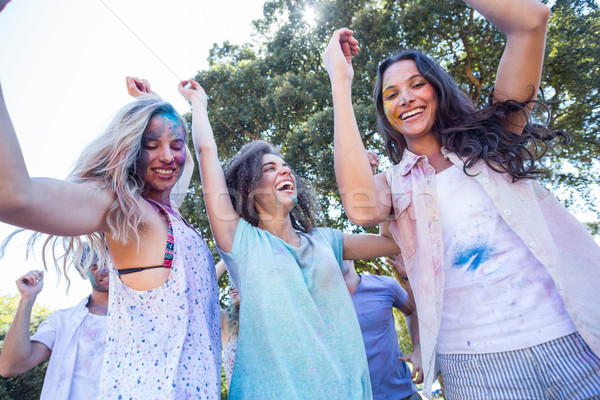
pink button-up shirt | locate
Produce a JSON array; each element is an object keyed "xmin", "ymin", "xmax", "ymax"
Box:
[{"xmin": 385, "ymin": 148, "xmax": 600, "ymax": 398}]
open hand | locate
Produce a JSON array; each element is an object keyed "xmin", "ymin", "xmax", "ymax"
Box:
[{"xmin": 16, "ymin": 270, "xmax": 44, "ymax": 299}]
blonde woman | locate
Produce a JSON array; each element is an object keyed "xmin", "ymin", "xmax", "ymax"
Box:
[{"xmin": 0, "ymin": 75, "xmax": 221, "ymax": 399}]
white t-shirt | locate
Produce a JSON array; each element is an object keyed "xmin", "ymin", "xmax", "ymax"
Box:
[
  {"xmin": 69, "ymin": 312, "xmax": 107, "ymax": 400},
  {"xmin": 435, "ymin": 165, "xmax": 576, "ymax": 354},
  {"xmin": 31, "ymin": 297, "xmax": 107, "ymax": 400}
]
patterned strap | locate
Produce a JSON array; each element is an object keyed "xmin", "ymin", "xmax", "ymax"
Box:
[{"xmin": 143, "ymin": 198, "xmax": 175, "ymax": 269}]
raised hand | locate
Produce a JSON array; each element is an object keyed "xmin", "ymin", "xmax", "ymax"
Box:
[
  {"xmin": 177, "ymin": 79, "xmax": 207, "ymax": 106},
  {"xmin": 126, "ymin": 76, "xmax": 157, "ymax": 98},
  {"xmin": 15, "ymin": 270, "xmax": 44, "ymax": 299},
  {"xmin": 322, "ymin": 28, "xmax": 359, "ymax": 85}
]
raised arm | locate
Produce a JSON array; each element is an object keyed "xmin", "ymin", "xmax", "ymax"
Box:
[
  {"xmin": 467, "ymin": 0, "xmax": 550, "ymax": 133},
  {"xmin": 178, "ymin": 80, "xmax": 239, "ymax": 252},
  {"xmin": 0, "ymin": 83, "xmax": 113, "ymax": 235},
  {"xmin": 385, "ymin": 253, "xmax": 422, "ymax": 383},
  {"xmin": 322, "ymin": 29, "xmax": 392, "ymax": 226},
  {"xmin": 0, "ymin": 271, "xmax": 51, "ymax": 377}
]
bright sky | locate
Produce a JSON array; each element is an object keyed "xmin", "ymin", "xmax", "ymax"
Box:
[{"xmin": 0, "ymin": 0, "xmax": 266, "ymax": 310}]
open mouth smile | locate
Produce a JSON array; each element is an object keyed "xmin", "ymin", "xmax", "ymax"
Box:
[
  {"xmin": 152, "ymin": 168, "xmax": 176, "ymax": 177},
  {"xmin": 401, "ymin": 107, "xmax": 425, "ymax": 120},
  {"xmin": 275, "ymin": 181, "xmax": 295, "ymax": 192}
]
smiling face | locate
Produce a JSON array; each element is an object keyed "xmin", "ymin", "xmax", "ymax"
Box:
[
  {"xmin": 86, "ymin": 263, "xmax": 109, "ymax": 293},
  {"xmin": 138, "ymin": 113, "xmax": 186, "ymax": 203},
  {"xmin": 381, "ymin": 59, "xmax": 437, "ymax": 148},
  {"xmin": 229, "ymin": 281, "xmax": 241, "ymax": 306},
  {"xmin": 253, "ymin": 153, "xmax": 297, "ymax": 218}
]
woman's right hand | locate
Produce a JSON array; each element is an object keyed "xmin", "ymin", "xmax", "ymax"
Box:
[
  {"xmin": 126, "ymin": 76, "xmax": 158, "ymax": 98},
  {"xmin": 322, "ymin": 28, "xmax": 359, "ymax": 86}
]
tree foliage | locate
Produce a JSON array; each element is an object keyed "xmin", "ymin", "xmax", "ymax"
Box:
[{"xmin": 179, "ymin": 0, "xmax": 600, "ymax": 277}]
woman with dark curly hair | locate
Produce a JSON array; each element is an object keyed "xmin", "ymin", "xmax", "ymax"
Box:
[
  {"xmin": 323, "ymin": 0, "xmax": 600, "ymax": 398},
  {"xmin": 179, "ymin": 79, "xmax": 400, "ymax": 400}
]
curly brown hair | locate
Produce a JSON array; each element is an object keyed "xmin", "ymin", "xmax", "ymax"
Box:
[
  {"xmin": 373, "ymin": 50, "xmax": 570, "ymax": 181},
  {"xmin": 224, "ymin": 140, "xmax": 317, "ymax": 233}
]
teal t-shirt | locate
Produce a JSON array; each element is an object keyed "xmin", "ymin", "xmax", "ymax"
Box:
[{"xmin": 219, "ymin": 218, "xmax": 372, "ymax": 400}]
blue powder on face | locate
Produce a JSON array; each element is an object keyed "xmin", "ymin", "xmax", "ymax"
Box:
[{"xmin": 291, "ymin": 196, "xmax": 298, "ymax": 206}]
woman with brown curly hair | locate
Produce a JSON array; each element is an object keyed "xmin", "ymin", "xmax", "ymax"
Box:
[{"xmin": 179, "ymin": 78, "xmax": 400, "ymax": 399}]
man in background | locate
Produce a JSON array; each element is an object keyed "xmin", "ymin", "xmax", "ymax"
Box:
[{"xmin": 0, "ymin": 244, "xmax": 109, "ymax": 400}]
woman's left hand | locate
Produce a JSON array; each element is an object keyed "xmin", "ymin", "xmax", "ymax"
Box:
[{"xmin": 178, "ymin": 79, "xmax": 207, "ymax": 106}]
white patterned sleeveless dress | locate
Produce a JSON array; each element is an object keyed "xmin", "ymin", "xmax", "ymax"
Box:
[
  {"xmin": 100, "ymin": 201, "xmax": 221, "ymax": 399},
  {"xmin": 223, "ymin": 334, "xmax": 238, "ymax": 388}
]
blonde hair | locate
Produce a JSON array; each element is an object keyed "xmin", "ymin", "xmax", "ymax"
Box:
[{"xmin": 3, "ymin": 96, "xmax": 188, "ymax": 285}]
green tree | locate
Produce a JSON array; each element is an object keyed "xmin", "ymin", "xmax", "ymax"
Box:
[
  {"xmin": 180, "ymin": 0, "xmax": 600, "ymax": 274},
  {"xmin": 0, "ymin": 295, "xmax": 53, "ymax": 400},
  {"xmin": 542, "ymin": 0, "xmax": 600, "ymax": 234}
]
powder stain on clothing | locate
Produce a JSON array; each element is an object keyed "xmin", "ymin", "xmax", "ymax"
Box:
[{"xmin": 452, "ymin": 244, "xmax": 492, "ymax": 271}]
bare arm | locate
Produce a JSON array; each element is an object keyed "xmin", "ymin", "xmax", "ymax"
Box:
[
  {"xmin": 385, "ymin": 254, "xmax": 422, "ymax": 383},
  {"xmin": 399, "ymin": 310, "xmax": 422, "ymax": 384},
  {"xmin": 466, "ymin": 0, "xmax": 550, "ymax": 134},
  {"xmin": 215, "ymin": 259, "xmax": 227, "ymax": 280},
  {"xmin": 178, "ymin": 80, "xmax": 239, "ymax": 252},
  {"xmin": 0, "ymin": 83, "xmax": 113, "ymax": 235},
  {"xmin": 398, "ymin": 283, "xmax": 422, "ymax": 383},
  {"xmin": 0, "ymin": 271, "xmax": 51, "ymax": 377},
  {"xmin": 342, "ymin": 232, "xmax": 400, "ymax": 260},
  {"xmin": 170, "ymin": 145, "xmax": 195, "ymax": 214},
  {"xmin": 322, "ymin": 29, "xmax": 392, "ymax": 226}
]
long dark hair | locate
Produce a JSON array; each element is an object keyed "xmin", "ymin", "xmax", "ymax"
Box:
[
  {"xmin": 373, "ymin": 50, "xmax": 569, "ymax": 180},
  {"xmin": 224, "ymin": 140, "xmax": 317, "ymax": 233}
]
